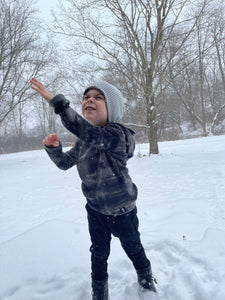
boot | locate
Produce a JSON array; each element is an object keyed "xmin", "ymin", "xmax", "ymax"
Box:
[
  {"xmin": 137, "ymin": 266, "xmax": 157, "ymax": 293},
  {"xmin": 92, "ymin": 278, "xmax": 108, "ymax": 300}
]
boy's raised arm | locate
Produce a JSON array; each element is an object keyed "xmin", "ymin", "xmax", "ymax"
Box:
[{"xmin": 30, "ymin": 78, "xmax": 55, "ymax": 103}]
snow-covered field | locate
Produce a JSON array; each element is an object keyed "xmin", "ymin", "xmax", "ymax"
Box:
[{"xmin": 0, "ymin": 135, "xmax": 225, "ymax": 300}]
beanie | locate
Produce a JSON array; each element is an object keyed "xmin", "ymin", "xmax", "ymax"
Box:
[{"xmin": 83, "ymin": 81, "xmax": 125, "ymax": 123}]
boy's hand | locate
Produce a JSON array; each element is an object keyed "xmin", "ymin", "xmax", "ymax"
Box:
[
  {"xmin": 43, "ymin": 133, "xmax": 60, "ymax": 147},
  {"xmin": 30, "ymin": 78, "xmax": 55, "ymax": 103}
]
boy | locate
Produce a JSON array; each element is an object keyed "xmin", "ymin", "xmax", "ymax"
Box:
[{"xmin": 30, "ymin": 78, "xmax": 156, "ymax": 300}]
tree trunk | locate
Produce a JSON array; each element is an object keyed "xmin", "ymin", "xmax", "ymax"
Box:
[
  {"xmin": 198, "ymin": 38, "xmax": 207, "ymax": 135},
  {"xmin": 147, "ymin": 124, "xmax": 159, "ymax": 155},
  {"xmin": 146, "ymin": 97, "xmax": 159, "ymax": 155}
]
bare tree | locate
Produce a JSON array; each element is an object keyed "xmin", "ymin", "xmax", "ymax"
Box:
[
  {"xmin": 196, "ymin": 21, "xmax": 208, "ymax": 135},
  {"xmin": 52, "ymin": 0, "xmax": 208, "ymax": 154},
  {"xmin": 166, "ymin": 0, "xmax": 225, "ymax": 136},
  {"xmin": 171, "ymin": 23, "xmax": 213, "ymax": 135},
  {"xmin": 209, "ymin": 2, "xmax": 225, "ymax": 134},
  {"xmin": 0, "ymin": 0, "xmax": 55, "ymax": 130}
]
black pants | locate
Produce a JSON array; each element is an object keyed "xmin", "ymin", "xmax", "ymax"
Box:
[{"xmin": 86, "ymin": 204, "xmax": 150, "ymax": 281}]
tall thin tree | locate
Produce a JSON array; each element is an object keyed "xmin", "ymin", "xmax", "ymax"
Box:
[{"xmin": 53, "ymin": 0, "xmax": 208, "ymax": 154}]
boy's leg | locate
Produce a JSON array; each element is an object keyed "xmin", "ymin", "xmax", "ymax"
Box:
[
  {"xmin": 111, "ymin": 207, "xmax": 156, "ymax": 292},
  {"xmin": 86, "ymin": 204, "xmax": 111, "ymax": 281},
  {"xmin": 91, "ymin": 278, "xmax": 108, "ymax": 300},
  {"xmin": 111, "ymin": 207, "xmax": 150, "ymax": 271}
]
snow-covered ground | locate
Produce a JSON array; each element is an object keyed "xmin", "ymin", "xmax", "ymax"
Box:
[{"xmin": 0, "ymin": 135, "xmax": 225, "ymax": 300}]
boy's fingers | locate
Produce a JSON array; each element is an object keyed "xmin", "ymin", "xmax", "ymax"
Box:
[
  {"xmin": 31, "ymin": 77, "xmax": 41, "ymax": 85},
  {"xmin": 30, "ymin": 78, "xmax": 55, "ymax": 102},
  {"xmin": 42, "ymin": 134, "xmax": 59, "ymax": 147},
  {"xmin": 30, "ymin": 78, "xmax": 45, "ymax": 91}
]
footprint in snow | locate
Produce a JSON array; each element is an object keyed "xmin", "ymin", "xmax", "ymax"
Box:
[
  {"xmin": 36, "ymin": 276, "xmax": 65, "ymax": 294},
  {"xmin": 148, "ymin": 240, "xmax": 211, "ymax": 300}
]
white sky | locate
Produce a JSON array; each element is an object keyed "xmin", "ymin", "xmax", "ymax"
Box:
[{"xmin": 37, "ymin": 0, "xmax": 60, "ymax": 20}]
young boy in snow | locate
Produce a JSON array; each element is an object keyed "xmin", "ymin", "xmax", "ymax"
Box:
[{"xmin": 30, "ymin": 78, "xmax": 156, "ymax": 299}]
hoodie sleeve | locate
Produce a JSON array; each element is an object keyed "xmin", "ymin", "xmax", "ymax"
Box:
[{"xmin": 45, "ymin": 142, "xmax": 78, "ymax": 170}]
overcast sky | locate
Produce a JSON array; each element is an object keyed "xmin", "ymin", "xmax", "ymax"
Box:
[{"xmin": 37, "ymin": 0, "xmax": 60, "ymax": 20}]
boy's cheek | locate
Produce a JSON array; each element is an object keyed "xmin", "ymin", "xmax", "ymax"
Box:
[{"xmin": 81, "ymin": 107, "xmax": 86, "ymax": 117}]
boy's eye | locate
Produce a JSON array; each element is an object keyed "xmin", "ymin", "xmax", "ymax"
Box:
[
  {"xmin": 83, "ymin": 95, "xmax": 105, "ymax": 101},
  {"xmin": 83, "ymin": 96, "xmax": 89, "ymax": 101}
]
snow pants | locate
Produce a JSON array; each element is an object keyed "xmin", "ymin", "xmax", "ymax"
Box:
[{"xmin": 86, "ymin": 203, "xmax": 150, "ymax": 281}]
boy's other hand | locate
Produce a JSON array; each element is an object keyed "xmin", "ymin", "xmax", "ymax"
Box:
[
  {"xmin": 30, "ymin": 78, "xmax": 55, "ymax": 103},
  {"xmin": 43, "ymin": 133, "xmax": 60, "ymax": 147}
]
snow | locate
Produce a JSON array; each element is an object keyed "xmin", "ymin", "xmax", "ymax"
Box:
[{"xmin": 0, "ymin": 135, "xmax": 225, "ymax": 300}]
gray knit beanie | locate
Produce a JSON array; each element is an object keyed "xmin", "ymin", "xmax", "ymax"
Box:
[{"xmin": 84, "ymin": 81, "xmax": 125, "ymax": 123}]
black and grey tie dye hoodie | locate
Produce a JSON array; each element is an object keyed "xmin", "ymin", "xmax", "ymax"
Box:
[{"xmin": 45, "ymin": 93, "xmax": 137, "ymax": 216}]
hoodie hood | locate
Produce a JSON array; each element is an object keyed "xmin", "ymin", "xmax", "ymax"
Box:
[{"xmin": 116, "ymin": 124, "xmax": 135, "ymax": 158}]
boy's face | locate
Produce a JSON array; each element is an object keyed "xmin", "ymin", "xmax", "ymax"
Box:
[{"xmin": 82, "ymin": 88, "xmax": 108, "ymax": 127}]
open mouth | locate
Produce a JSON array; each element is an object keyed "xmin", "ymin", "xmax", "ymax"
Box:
[{"xmin": 85, "ymin": 106, "xmax": 96, "ymax": 111}]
